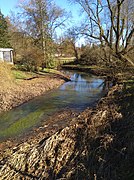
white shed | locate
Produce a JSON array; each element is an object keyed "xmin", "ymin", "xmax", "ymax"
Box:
[{"xmin": 0, "ymin": 48, "xmax": 13, "ymax": 64}]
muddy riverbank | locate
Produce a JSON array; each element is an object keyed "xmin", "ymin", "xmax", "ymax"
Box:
[
  {"xmin": 0, "ymin": 74, "xmax": 65, "ymax": 113},
  {"xmin": 0, "ymin": 83, "xmax": 133, "ymax": 179}
]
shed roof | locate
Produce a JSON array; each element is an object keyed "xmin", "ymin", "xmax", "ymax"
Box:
[{"xmin": 0, "ymin": 48, "xmax": 13, "ymax": 51}]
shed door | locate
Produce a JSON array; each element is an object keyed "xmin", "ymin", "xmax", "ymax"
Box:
[{"xmin": 3, "ymin": 51, "xmax": 11, "ymax": 62}]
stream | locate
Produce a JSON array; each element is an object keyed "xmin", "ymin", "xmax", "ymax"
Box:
[{"xmin": 0, "ymin": 70, "xmax": 105, "ymax": 141}]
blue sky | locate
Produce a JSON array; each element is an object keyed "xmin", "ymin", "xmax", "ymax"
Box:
[
  {"xmin": 0, "ymin": 0, "xmax": 85, "ymax": 45},
  {"xmin": 55, "ymin": 0, "xmax": 81, "ymax": 21},
  {"xmin": 0, "ymin": 0, "xmax": 18, "ymax": 16},
  {"xmin": 0, "ymin": 0, "xmax": 81, "ymax": 21}
]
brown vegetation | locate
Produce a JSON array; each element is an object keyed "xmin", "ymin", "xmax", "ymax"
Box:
[
  {"xmin": 0, "ymin": 82, "xmax": 133, "ymax": 179},
  {"xmin": 72, "ymin": 0, "xmax": 134, "ymax": 68}
]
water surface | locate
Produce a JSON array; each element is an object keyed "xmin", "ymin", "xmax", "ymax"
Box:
[{"xmin": 0, "ymin": 70, "xmax": 105, "ymax": 141}]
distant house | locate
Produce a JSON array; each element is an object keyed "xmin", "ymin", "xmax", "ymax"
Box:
[{"xmin": 0, "ymin": 48, "xmax": 13, "ymax": 64}]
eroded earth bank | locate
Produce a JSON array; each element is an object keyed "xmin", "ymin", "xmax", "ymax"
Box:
[
  {"xmin": 0, "ymin": 82, "xmax": 133, "ymax": 179},
  {"xmin": 0, "ymin": 66, "xmax": 65, "ymax": 113}
]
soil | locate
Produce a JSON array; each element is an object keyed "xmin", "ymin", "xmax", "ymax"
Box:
[
  {"xmin": 0, "ymin": 74, "xmax": 65, "ymax": 113},
  {"xmin": 0, "ymin": 83, "xmax": 133, "ymax": 179},
  {"xmin": 0, "ymin": 109, "xmax": 79, "ymax": 152},
  {"xmin": 0, "ymin": 62, "xmax": 133, "ymax": 179}
]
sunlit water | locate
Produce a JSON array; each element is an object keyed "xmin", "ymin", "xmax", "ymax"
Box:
[{"xmin": 0, "ymin": 70, "xmax": 105, "ymax": 141}]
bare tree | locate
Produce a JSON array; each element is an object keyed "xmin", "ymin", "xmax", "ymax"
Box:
[
  {"xmin": 70, "ymin": 0, "xmax": 134, "ymax": 67},
  {"xmin": 65, "ymin": 28, "xmax": 80, "ymax": 61},
  {"xmin": 13, "ymin": 0, "xmax": 69, "ymax": 68}
]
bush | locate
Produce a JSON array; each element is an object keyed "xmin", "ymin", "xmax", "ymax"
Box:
[
  {"xmin": 15, "ymin": 47, "xmax": 44, "ymax": 71},
  {"xmin": 79, "ymin": 45, "xmax": 103, "ymax": 66}
]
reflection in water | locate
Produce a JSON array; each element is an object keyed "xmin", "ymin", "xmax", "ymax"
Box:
[
  {"xmin": 59, "ymin": 71, "xmax": 104, "ymax": 109},
  {"xmin": 0, "ymin": 71, "xmax": 105, "ymax": 141}
]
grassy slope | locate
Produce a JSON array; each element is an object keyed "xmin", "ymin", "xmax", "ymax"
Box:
[
  {"xmin": 0, "ymin": 62, "xmax": 67, "ymax": 86},
  {"xmin": 0, "ymin": 63, "xmax": 36, "ymax": 86}
]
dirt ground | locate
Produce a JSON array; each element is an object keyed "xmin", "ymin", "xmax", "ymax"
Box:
[
  {"xmin": 0, "ymin": 84, "xmax": 133, "ymax": 179},
  {"xmin": 0, "ymin": 74, "xmax": 65, "ymax": 113}
]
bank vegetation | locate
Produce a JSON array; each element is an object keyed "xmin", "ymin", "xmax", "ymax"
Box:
[{"xmin": 0, "ymin": 0, "xmax": 134, "ymax": 179}]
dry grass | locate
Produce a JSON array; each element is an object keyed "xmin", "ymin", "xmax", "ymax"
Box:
[{"xmin": 0, "ymin": 62, "xmax": 15, "ymax": 90}]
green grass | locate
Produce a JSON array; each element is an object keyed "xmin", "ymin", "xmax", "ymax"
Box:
[
  {"xmin": 42, "ymin": 68, "xmax": 62, "ymax": 74},
  {"xmin": 41, "ymin": 68, "xmax": 68, "ymax": 78},
  {"xmin": 56, "ymin": 57, "xmax": 75, "ymax": 61},
  {"xmin": 54, "ymin": 57, "xmax": 75, "ymax": 67},
  {"xmin": 12, "ymin": 70, "xmax": 35, "ymax": 80},
  {"xmin": 62, "ymin": 64, "xmax": 104, "ymax": 69}
]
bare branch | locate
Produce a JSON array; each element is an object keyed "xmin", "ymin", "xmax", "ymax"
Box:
[{"xmin": 106, "ymin": 0, "xmax": 117, "ymax": 34}]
